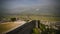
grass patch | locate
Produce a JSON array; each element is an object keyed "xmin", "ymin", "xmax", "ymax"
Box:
[
  {"xmin": 0, "ymin": 22, "xmax": 21, "ymax": 33},
  {"xmin": 32, "ymin": 28, "xmax": 40, "ymax": 34}
]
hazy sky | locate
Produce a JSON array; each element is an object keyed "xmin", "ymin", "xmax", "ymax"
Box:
[
  {"xmin": 1, "ymin": 0, "xmax": 56, "ymax": 9},
  {"xmin": 0, "ymin": 0, "xmax": 60, "ymax": 15}
]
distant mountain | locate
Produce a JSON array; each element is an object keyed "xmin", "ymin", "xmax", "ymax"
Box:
[
  {"xmin": 20, "ymin": 5, "xmax": 60, "ymax": 16},
  {"xmin": 2, "ymin": 5, "xmax": 60, "ymax": 16}
]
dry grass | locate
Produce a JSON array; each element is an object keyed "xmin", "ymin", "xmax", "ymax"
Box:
[{"xmin": 0, "ymin": 22, "xmax": 21, "ymax": 33}]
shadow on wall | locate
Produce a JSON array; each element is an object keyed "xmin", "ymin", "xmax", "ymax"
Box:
[{"xmin": 6, "ymin": 20, "xmax": 36, "ymax": 34}]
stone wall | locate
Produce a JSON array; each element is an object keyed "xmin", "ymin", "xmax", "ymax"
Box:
[{"xmin": 6, "ymin": 20, "xmax": 36, "ymax": 34}]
